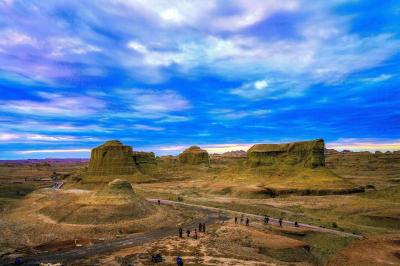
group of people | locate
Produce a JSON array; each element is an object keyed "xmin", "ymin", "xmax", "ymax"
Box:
[
  {"xmin": 234, "ymin": 215, "xmax": 250, "ymax": 226},
  {"xmin": 234, "ymin": 214, "xmax": 300, "ymax": 228},
  {"xmin": 178, "ymin": 222, "xmax": 206, "ymax": 240}
]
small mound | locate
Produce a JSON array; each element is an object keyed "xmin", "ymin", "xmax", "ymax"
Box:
[
  {"xmin": 99, "ymin": 179, "xmax": 134, "ymax": 195},
  {"xmin": 39, "ymin": 179, "xmax": 156, "ymax": 224}
]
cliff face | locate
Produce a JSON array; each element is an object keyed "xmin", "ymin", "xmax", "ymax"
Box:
[
  {"xmin": 133, "ymin": 151, "xmax": 156, "ymax": 165},
  {"xmin": 179, "ymin": 146, "xmax": 209, "ymax": 165},
  {"xmin": 87, "ymin": 140, "xmax": 136, "ymax": 176},
  {"xmin": 247, "ymin": 139, "xmax": 325, "ymax": 168}
]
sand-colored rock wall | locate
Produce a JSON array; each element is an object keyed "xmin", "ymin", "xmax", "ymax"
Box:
[
  {"xmin": 247, "ymin": 139, "xmax": 325, "ymax": 168},
  {"xmin": 87, "ymin": 140, "xmax": 136, "ymax": 176},
  {"xmin": 179, "ymin": 146, "xmax": 209, "ymax": 165}
]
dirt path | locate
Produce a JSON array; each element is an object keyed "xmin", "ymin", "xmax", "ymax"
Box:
[
  {"xmin": 147, "ymin": 198, "xmax": 363, "ymax": 239},
  {"xmin": 8, "ymin": 198, "xmax": 361, "ymax": 265},
  {"xmin": 10, "ymin": 206, "xmax": 226, "ymax": 265}
]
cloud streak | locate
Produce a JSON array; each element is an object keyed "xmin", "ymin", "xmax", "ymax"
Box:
[{"xmin": 0, "ymin": 92, "xmax": 106, "ymax": 117}]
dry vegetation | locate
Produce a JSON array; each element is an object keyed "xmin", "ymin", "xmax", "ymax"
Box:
[{"xmin": 0, "ymin": 149, "xmax": 399, "ymax": 265}]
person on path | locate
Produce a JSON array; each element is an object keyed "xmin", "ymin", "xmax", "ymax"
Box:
[
  {"xmin": 176, "ymin": 256, "xmax": 184, "ymax": 266},
  {"xmin": 240, "ymin": 215, "xmax": 243, "ymax": 224},
  {"xmin": 202, "ymin": 223, "xmax": 206, "ymax": 232},
  {"xmin": 235, "ymin": 216, "xmax": 238, "ymax": 224},
  {"xmin": 199, "ymin": 223, "xmax": 202, "ymax": 232},
  {"xmin": 186, "ymin": 229, "xmax": 190, "ymax": 237},
  {"xmin": 279, "ymin": 218, "xmax": 283, "ymax": 227},
  {"xmin": 264, "ymin": 215, "xmax": 269, "ymax": 224},
  {"xmin": 194, "ymin": 229, "xmax": 198, "ymax": 239},
  {"xmin": 294, "ymin": 221, "xmax": 299, "ymax": 227},
  {"xmin": 246, "ymin": 218, "xmax": 249, "ymax": 226},
  {"xmin": 178, "ymin": 227, "xmax": 183, "ymax": 238},
  {"xmin": 158, "ymin": 199, "xmax": 161, "ymax": 205}
]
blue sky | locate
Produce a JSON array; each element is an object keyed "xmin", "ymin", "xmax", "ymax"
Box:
[{"xmin": 0, "ymin": 0, "xmax": 400, "ymax": 159}]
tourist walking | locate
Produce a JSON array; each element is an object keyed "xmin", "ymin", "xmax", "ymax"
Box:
[
  {"xmin": 264, "ymin": 215, "xmax": 269, "ymax": 224},
  {"xmin": 178, "ymin": 227, "xmax": 183, "ymax": 238},
  {"xmin": 176, "ymin": 256, "xmax": 184, "ymax": 266}
]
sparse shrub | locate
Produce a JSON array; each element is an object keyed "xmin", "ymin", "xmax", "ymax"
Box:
[
  {"xmin": 177, "ymin": 196, "xmax": 184, "ymax": 202},
  {"xmin": 332, "ymin": 222, "xmax": 338, "ymax": 228}
]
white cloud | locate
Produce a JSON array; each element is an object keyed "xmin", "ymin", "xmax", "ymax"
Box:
[
  {"xmin": 211, "ymin": 0, "xmax": 299, "ymax": 31},
  {"xmin": 26, "ymin": 134, "xmax": 78, "ymax": 141},
  {"xmin": 361, "ymin": 74, "xmax": 393, "ymax": 83},
  {"xmin": 0, "ymin": 92, "xmax": 106, "ymax": 117},
  {"xmin": 0, "ymin": 131, "xmax": 100, "ymax": 143},
  {"xmin": 157, "ymin": 115, "xmax": 191, "ymax": 123},
  {"xmin": 127, "ymin": 40, "xmax": 184, "ymax": 66},
  {"xmin": 18, "ymin": 149, "xmax": 91, "ymax": 154},
  {"xmin": 254, "ymin": 80, "xmax": 268, "ymax": 90},
  {"xmin": 117, "ymin": 0, "xmax": 298, "ymax": 31},
  {"xmin": 49, "ymin": 37, "xmax": 101, "ymax": 57},
  {"xmin": 0, "ymin": 133, "xmax": 19, "ymax": 141},
  {"xmin": 210, "ymin": 108, "xmax": 271, "ymax": 120},
  {"xmin": 132, "ymin": 124, "xmax": 164, "ymax": 131},
  {"xmin": 0, "ymin": 30, "xmax": 38, "ymax": 47},
  {"xmin": 0, "ymin": 0, "xmax": 399, "ymax": 97},
  {"xmin": 1, "ymin": 120, "xmax": 109, "ymax": 133},
  {"xmin": 127, "ymin": 41, "xmax": 148, "ymax": 54},
  {"xmin": 117, "ymin": 88, "xmax": 190, "ymax": 118},
  {"xmin": 160, "ymin": 8, "xmax": 184, "ymax": 23}
]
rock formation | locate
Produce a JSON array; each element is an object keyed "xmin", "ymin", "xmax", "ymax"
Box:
[
  {"xmin": 87, "ymin": 140, "xmax": 136, "ymax": 176},
  {"xmin": 179, "ymin": 146, "xmax": 210, "ymax": 165},
  {"xmin": 133, "ymin": 151, "xmax": 157, "ymax": 166},
  {"xmin": 247, "ymin": 139, "xmax": 325, "ymax": 168}
]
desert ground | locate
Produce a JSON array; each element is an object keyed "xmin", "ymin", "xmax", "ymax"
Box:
[{"xmin": 0, "ymin": 140, "xmax": 399, "ymax": 265}]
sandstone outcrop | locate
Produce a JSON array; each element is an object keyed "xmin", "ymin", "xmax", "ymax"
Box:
[
  {"xmin": 87, "ymin": 140, "xmax": 136, "ymax": 176},
  {"xmin": 133, "ymin": 151, "xmax": 156, "ymax": 165},
  {"xmin": 179, "ymin": 146, "xmax": 209, "ymax": 165},
  {"xmin": 247, "ymin": 139, "xmax": 325, "ymax": 168}
]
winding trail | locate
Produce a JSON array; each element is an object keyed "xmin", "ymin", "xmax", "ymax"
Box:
[
  {"xmin": 148, "ymin": 198, "xmax": 363, "ymax": 239},
  {"xmin": 9, "ymin": 198, "xmax": 361, "ymax": 265},
  {"xmin": 11, "ymin": 205, "xmax": 226, "ymax": 265}
]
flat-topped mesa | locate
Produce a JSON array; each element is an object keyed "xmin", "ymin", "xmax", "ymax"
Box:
[
  {"xmin": 87, "ymin": 140, "xmax": 136, "ymax": 176},
  {"xmin": 247, "ymin": 139, "xmax": 325, "ymax": 168},
  {"xmin": 179, "ymin": 146, "xmax": 210, "ymax": 165}
]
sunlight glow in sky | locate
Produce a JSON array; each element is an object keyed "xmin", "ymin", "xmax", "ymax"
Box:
[{"xmin": 0, "ymin": 0, "xmax": 399, "ymax": 159}]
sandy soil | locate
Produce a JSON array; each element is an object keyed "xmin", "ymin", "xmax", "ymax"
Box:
[{"xmin": 328, "ymin": 235, "xmax": 400, "ymax": 266}]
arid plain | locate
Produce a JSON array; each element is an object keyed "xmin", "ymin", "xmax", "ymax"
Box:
[{"xmin": 0, "ymin": 139, "xmax": 399, "ymax": 265}]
